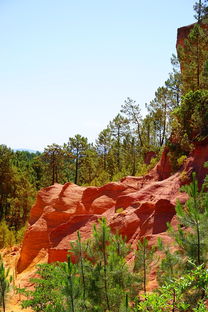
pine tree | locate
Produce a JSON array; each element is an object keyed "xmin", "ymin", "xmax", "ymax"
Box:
[
  {"xmin": 171, "ymin": 173, "xmax": 208, "ymax": 267},
  {"xmin": 134, "ymin": 238, "xmax": 155, "ymax": 295},
  {"xmin": 157, "ymin": 238, "xmax": 184, "ymax": 312},
  {"xmin": 96, "ymin": 128, "xmax": 112, "ymax": 171},
  {"xmin": 70, "ymin": 219, "xmax": 137, "ymax": 311},
  {"xmin": 40, "ymin": 143, "xmax": 69, "ymax": 185},
  {"xmin": 65, "ymin": 256, "xmax": 76, "ymax": 312},
  {"xmin": 121, "ymin": 98, "xmax": 143, "ymax": 147},
  {"xmin": 146, "ymin": 87, "xmax": 172, "ymax": 146},
  {"xmin": 0, "ymin": 255, "xmax": 12, "ymax": 312},
  {"xmin": 20, "ymin": 263, "xmax": 68, "ymax": 312},
  {"xmin": 177, "ymin": 24, "xmax": 208, "ymax": 93},
  {"xmin": 165, "ymin": 54, "xmax": 182, "ymax": 108},
  {"xmin": 193, "ymin": 0, "xmax": 208, "ymax": 22},
  {"xmin": 68, "ymin": 135, "xmax": 89, "ymax": 185},
  {"xmin": 109, "ymin": 114, "xmax": 130, "ymax": 171}
]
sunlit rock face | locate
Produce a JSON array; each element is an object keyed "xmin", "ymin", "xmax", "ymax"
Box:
[{"xmin": 17, "ymin": 140, "xmax": 208, "ymax": 273}]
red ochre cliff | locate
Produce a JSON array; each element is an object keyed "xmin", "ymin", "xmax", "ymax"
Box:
[{"xmin": 17, "ymin": 140, "xmax": 208, "ymax": 274}]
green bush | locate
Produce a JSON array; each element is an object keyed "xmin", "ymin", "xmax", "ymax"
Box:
[
  {"xmin": 177, "ymin": 155, "xmax": 187, "ymax": 167},
  {"xmin": 0, "ymin": 222, "xmax": 15, "ymax": 249},
  {"xmin": 0, "ymin": 221, "xmax": 26, "ymax": 248},
  {"xmin": 172, "ymin": 90, "xmax": 208, "ymax": 151},
  {"xmin": 20, "ymin": 219, "xmax": 140, "ymax": 312},
  {"xmin": 115, "ymin": 208, "xmax": 124, "ymax": 214}
]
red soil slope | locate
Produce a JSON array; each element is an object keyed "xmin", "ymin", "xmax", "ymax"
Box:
[{"xmin": 17, "ymin": 140, "xmax": 208, "ymax": 273}]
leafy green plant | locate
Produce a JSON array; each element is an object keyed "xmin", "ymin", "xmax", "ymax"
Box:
[
  {"xmin": 134, "ymin": 238, "xmax": 155, "ymax": 295},
  {"xmin": 0, "ymin": 221, "xmax": 15, "ymax": 249},
  {"xmin": 172, "ymin": 90, "xmax": 208, "ymax": 151},
  {"xmin": 135, "ymin": 264, "xmax": 208, "ymax": 311},
  {"xmin": 115, "ymin": 208, "xmax": 124, "ymax": 213},
  {"xmin": 177, "ymin": 155, "xmax": 187, "ymax": 167},
  {"xmin": 20, "ymin": 219, "xmax": 140, "ymax": 312},
  {"xmin": 19, "ymin": 262, "xmax": 69, "ymax": 312},
  {"xmin": 179, "ymin": 170, "xmax": 189, "ymax": 184},
  {"xmin": 0, "ymin": 255, "xmax": 12, "ymax": 312},
  {"xmin": 173, "ymin": 173, "xmax": 208, "ymax": 266}
]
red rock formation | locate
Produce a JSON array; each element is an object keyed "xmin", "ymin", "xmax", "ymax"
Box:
[
  {"xmin": 149, "ymin": 147, "xmax": 172, "ymax": 180},
  {"xmin": 177, "ymin": 22, "xmax": 208, "ymax": 48},
  {"xmin": 183, "ymin": 137, "xmax": 208, "ymax": 186},
  {"xmin": 176, "ymin": 23, "xmax": 195, "ymax": 47},
  {"xmin": 17, "ymin": 141, "xmax": 208, "ymax": 273}
]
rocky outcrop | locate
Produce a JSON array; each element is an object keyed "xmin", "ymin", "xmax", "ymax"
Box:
[
  {"xmin": 184, "ymin": 137, "xmax": 208, "ymax": 186},
  {"xmin": 176, "ymin": 23, "xmax": 195, "ymax": 47},
  {"xmin": 177, "ymin": 22, "xmax": 208, "ymax": 48},
  {"xmin": 17, "ymin": 141, "xmax": 208, "ymax": 273},
  {"xmin": 149, "ymin": 147, "xmax": 172, "ymax": 180}
]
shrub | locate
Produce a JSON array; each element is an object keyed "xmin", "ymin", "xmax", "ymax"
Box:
[
  {"xmin": 172, "ymin": 90, "xmax": 208, "ymax": 151},
  {"xmin": 115, "ymin": 208, "xmax": 124, "ymax": 214},
  {"xmin": 177, "ymin": 155, "xmax": 187, "ymax": 167},
  {"xmin": 0, "ymin": 222, "xmax": 15, "ymax": 249}
]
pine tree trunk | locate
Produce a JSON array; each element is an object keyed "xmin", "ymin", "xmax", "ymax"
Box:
[
  {"xmin": 161, "ymin": 101, "xmax": 167, "ymax": 146},
  {"xmin": 2, "ymin": 292, "xmax": 5, "ymax": 312},
  {"xmin": 125, "ymin": 293, "xmax": 128, "ymax": 312},
  {"xmin": 137, "ymin": 124, "xmax": 143, "ymax": 147},
  {"xmin": 143, "ymin": 244, "xmax": 147, "ymax": 295},
  {"xmin": 103, "ymin": 147, "xmax": 107, "ymax": 170},
  {"xmin": 197, "ymin": 31, "xmax": 200, "ymax": 89},
  {"xmin": 196, "ymin": 221, "xmax": 201, "ymax": 265},
  {"xmin": 117, "ymin": 128, "xmax": 121, "ymax": 171},
  {"xmin": 67, "ymin": 259, "xmax": 75, "ymax": 312},
  {"xmin": 102, "ymin": 225, "xmax": 110, "ymax": 310},
  {"xmin": 172, "ymin": 288, "xmax": 176, "ymax": 312},
  {"xmin": 52, "ymin": 151, "xmax": 55, "ymax": 185},
  {"xmin": 78, "ymin": 232, "xmax": 86, "ymax": 305},
  {"xmin": 75, "ymin": 150, "xmax": 79, "ymax": 185}
]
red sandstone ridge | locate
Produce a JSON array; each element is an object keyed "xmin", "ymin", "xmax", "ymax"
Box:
[{"xmin": 17, "ymin": 140, "xmax": 208, "ymax": 274}]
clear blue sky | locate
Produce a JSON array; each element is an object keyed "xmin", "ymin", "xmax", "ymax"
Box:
[{"xmin": 0, "ymin": 0, "xmax": 195, "ymax": 151}]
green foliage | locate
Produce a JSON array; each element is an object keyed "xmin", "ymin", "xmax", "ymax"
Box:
[
  {"xmin": 20, "ymin": 220, "xmax": 140, "ymax": 312},
  {"xmin": 134, "ymin": 238, "xmax": 155, "ymax": 295},
  {"xmin": 135, "ymin": 264, "xmax": 208, "ymax": 312},
  {"xmin": 157, "ymin": 238, "xmax": 183, "ymax": 286},
  {"xmin": 172, "ymin": 173, "xmax": 208, "ymax": 266},
  {"xmin": 178, "ymin": 23, "xmax": 208, "ymax": 93},
  {"xmin": 40, "ymin": 143, "xmax": 70, "ymax": 186},
  {"xmin": 67, "ymin": 134, "xmax": 89, "ymax": 185},
  {"xmin": 115, "ymin": 207, "xmax": 124, "ymax": 213},
  {"xmin": 71, "ymin": 218, "xmax": 138, "ymax": 311},
  {"xmin": 109, "ymin": 114, "xmax": 130, "ymax": 171},
  {"xmin": 177, "ymin": 155, "xmax": 187, "ymax": 167},
  {"xmin": 89, "ymin": 170, "xmax": 110, "ymax": 187},
  {"xmin": 121, "ymin": 97, "xmax": 143, "ymax": 147},
  {"xmin": 0, "ymin": 145, "xmax": 37, "ymax": 245},
  {"xmin": 0, "ymin": 255, "xmax": 12, "ymax": 312},
  {"xmin": 193, "ymin": 0, "xmax": 208, "ymax": 22},
  {"xmin": 146, "ymin": 86, "xmax": 173, "ymax": 147},
  {"xmin": 165, "ymin": 54, "xmax": 182, "ymax": 107},
  {"xmin": 172, "ymin": 90, "xmax": 208, "ymax": 151},
  {"xmin": 0, "ymin": 221, "xmax": 15, "ymax": 249},
  {"xmin": 20, "ymin": 262, "xmax": 68, "ymax": 312}
]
